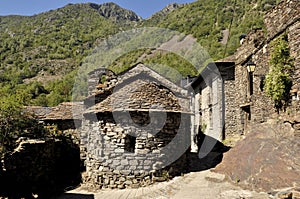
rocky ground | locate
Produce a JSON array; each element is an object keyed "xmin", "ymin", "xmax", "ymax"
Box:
[{"xmin": 214, "ymin": 117, "xmax": 300, "ymax": 199}]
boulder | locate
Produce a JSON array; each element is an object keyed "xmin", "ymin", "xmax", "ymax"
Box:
[{"xmin": 214, "ymin": 122, "xmax": 300, "ymax": 192}]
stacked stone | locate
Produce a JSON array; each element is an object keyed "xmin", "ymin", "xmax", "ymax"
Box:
[
  {"xmin": 225, "ymin": 0, "xmax": 300, "ymax": 135},
  {"xmin": 130, "ymin": 83, "xmax": 182, "ymax": 111},
  {"xmin": 81, "ymin": 112, "xmax": 190, "ymax": 189},
  {"xmin": 264, "ymin": 0, "xmax": 300, "ymax": 93},
  {"xmin": 87, "ymin": 68, "xmax": 117, "ymax": 96},
  {"xmin": 288, "ymin": 21, "xmax": 300, "ymax": 91},
  {"xmin": 86, "ymin": 80, "xmax": 188, "ymax": 114},
  {"xmin": 264, "ymin": 0, "xmax": 300, "ymax": 41},
  {"xmin": 84, "ymin": 69, "xmax": 118, "ymax": 108},
  {"xmin": 81, "ymin": 63, "xmax": 191, "ymax": 189}
]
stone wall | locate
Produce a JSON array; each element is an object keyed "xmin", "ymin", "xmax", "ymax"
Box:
[
  {"xmin": 85, "ymin": 68, "xmax": 118, "ymax": 107},
  {"xmin": 80, "ymin": 63, "xmax": 192, "ymax": 190},
  {"xmin": 0, "ymin": 138, "xmax": 81, "ymax": 198},
  {"xmin": 264, "ymin": 0, "xmax": 300, "ymax": 41},
  {"xmin": 87, "ymin": 68, "xmax": 117, "ymax": 96},
  {"xmin": 228, "ymin": 0, "xmax": 300, "ymax": 135},
  {"xmin": 81, "ymin": 111, "xmax": 190, "ymax": 189},
  {"xmin": 224, "ymin": 79, "xmax": 239, "ymax": 136},
  {"xmin": 288, "ymin": 20, "xmax": 300, "ymax": 90},
  {"xmin": 86, "ymin": 80, "xmax": 188, "ymax": 113}
]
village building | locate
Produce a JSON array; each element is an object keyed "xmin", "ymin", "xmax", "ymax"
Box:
[
  {"xmin": 190, "ymin": 0, "xmax": 300, "ymax": 146},
  {"xmin": 79, "ymin": 64, "xmax": 192, "ymax": 189}
]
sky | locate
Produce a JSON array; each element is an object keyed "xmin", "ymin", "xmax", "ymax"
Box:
[{"xmin": 0, "ymin": 0, "xmax": 195, "ymax": 19}]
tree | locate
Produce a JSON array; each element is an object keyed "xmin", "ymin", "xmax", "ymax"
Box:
[
  {"xmin": 0, "ymin": 96, "xmax": 47, "ymax": 156},
  {"xmin": 264, "ymin": 33, "xmax": 294, "ymax": 111}
]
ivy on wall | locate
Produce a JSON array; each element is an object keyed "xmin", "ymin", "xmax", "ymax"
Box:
[{"xmin": 264, "ymin": 33, "xmax": 294, "ymax": 111}]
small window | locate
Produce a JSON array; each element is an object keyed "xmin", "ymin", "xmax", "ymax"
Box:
[
  {"xmin": 209, "ymin": 104, "xmax": 213, "ymax": 129},
  {"xmin": 124, "ymin": 134, "xmax": 136, "ymax": 153},
  {"xmin": 259, "ymin": 76, "xmax": 265, "ymax": 91}
]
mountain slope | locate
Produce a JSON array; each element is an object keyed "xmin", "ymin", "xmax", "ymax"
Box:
[
  {"xmin": 141, "ymin": 0, "xmax": 281, "ymax": 59},
  {"xmin": 0, "ymin": 3, "xmax": 140, "ymax": 106},
  {"xmin": 0, "ymin": 0, "xmax": 281, "ymax": 107}
]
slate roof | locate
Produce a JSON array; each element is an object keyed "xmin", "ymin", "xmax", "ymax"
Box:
[
  {"xmin": 85, "ymin": 80, "xmax": 190, "ymax": 115},
  {"xmin": 84, "ymin": 64, "xmax": 191, "ymax": 115},
  {"xmin": 25, "ymin": 102, "xmax": 84, "ymax": 121}
]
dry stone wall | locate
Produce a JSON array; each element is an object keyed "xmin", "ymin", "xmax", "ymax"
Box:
[
  {"xmin": 224, "ymin": 80, "xmax": 239, "ymax": 136},
  {"xmin": 85, "ymin": 68, "xmax": 118, "ymax": 107},
  {"xmin": 288, "ymin": 20, "xmax": 300, "ymax": 90},
  {"xmin": 264, "ymin": 0, "xmax": 300, "ymax": 41},
  {"xmin": 0, "ymin": 138, "xmax": 81, "ymax": 198},
  {"xmin": 81, "ymin": 111, "xmax": 190, "ymax": 189}
]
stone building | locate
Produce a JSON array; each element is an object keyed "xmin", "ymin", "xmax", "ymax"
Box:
[
  {"xmin": 25, "ymin": 102, "xmax": 84, "ymax": 140},
  {"xmin": 80, "ymin": 64, "xmax": 192, "ymax": 189},
  {"xmin": 191, "ymin": 0, "xmax": 300, "ymax": 142},
  {"xmin": 190, "ymin": 62, "xmax": 235, "ymax": 145},
  {"xmin": 231, "ymin": 0, "xmax": 300, "ymax": 133}
]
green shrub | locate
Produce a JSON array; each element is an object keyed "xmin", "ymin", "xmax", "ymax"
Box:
[
  {"xmin": 0, "ymin": 99, "xmax": 48, "ymax": 156},
  {"xmin": 264, "ymin": 33, "xmax": 294, "ymax": 111}
]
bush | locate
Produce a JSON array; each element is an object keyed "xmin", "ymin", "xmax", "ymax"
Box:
[
  {"xmin": 0, "ymin": 99, "xmax": 48, "ymax": 156},
  {"xmin": 264, "ymin": 33, "xmax": 294, "ymax": 111}
]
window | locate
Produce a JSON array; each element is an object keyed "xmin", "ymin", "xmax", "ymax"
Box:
[{"xmin": 124, "ymin": 134, "xmax": 136, "ymax": 153}]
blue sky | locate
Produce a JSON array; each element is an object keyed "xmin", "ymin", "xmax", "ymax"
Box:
[{"xmin": 0, "ymin": 0, "xmax": 195, "ymax": 19}]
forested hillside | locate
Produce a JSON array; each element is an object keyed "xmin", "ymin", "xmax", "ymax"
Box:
[
  {"xmin": 0, "ymin": 3, "xmax": 139, "ymax": 106},
  {"xmin": 0, "ymin": 0, "xmax": 280, "ymax": 107},
  {"xmin": 141, "ymin": 0, "xmax": 281, "ymax": 59}
]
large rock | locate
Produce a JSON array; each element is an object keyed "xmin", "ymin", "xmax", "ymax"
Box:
[{"xmin": 214, "ymin": 121, "xmax": 300, "ymax": 192}]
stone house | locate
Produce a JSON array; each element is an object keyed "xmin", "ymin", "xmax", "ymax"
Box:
[
  {"xmin": 229, "ymin": 0, "xmax": 300, "ymax": 133},
  {"xmin": 190, "ymin": 62, "xmax": 235, "ymax": 144},
  {"xmin": 190, "ymin": 0, "xmax": 300, "ymax": 143},
  {"xmin": 80, "ymin": 63, "xmax": 192, "ymax": 189}
]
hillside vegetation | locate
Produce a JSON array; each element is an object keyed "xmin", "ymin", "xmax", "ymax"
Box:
[
  {"xmin": 0, "ymin": 0, "xmax": 280, "ymax": 107},
  {"xmin": 141, "ymin": 0, "xmax": 281, "ymax": 59}
]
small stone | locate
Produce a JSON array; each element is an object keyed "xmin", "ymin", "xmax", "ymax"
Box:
[
  {"xmin": 108, "ymin": 185, "xmax": 117, "ymax": 189},
  {"xmin": 115, "ymin": 148, "xmax": 125, "ymax": 153},
  {"xmin": 121, "ymin": 159, "xmax": 129, "ymax": 166},
  {"xmin": 126, "ymin": 175, "xmax": 135, "ymax": 179},
  {"xmin": 144, "ymin": 160, "xmax": 152, "ymax": 166},
  {"xmin": 125, "ymin": 180, "xmax": 133, "ymax": 185},
  {"xmin": 113, "ymin": 170, "xmax": 120, "ymax": 175},
  {"xmin": 110, "ymin": 180, "xmax": 115, "ymax": 185},
  {"xmin": 129, "ymin": 160, "xmax": 138, "ymax": 166},
  {"xmin": 121, "ymin": 170, "xmax": 131, "ymax": 175},
  {"xmin": 118, "ymin": 184, "xmax": 125, "ymax": 189},
  {"xmin": 119, "ymin": 177, "xmax": 126, "ymax": 182},
  {"xmin": 131, "ymin": 184, "xmax": 140, "ymax": 188},
  {"xmin": 277, "ymin": 191, "xmax": 293, "ymax": 199},
  {"xmin": 104, "ymin": 178, "xmax": 110, "ymax": 185}
]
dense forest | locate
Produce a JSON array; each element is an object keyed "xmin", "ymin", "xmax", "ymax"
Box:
[{"xmin": 0, "ymin": 0, "xmax": 281, "ymax": 107}]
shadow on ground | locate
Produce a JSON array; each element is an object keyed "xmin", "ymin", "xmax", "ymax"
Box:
[
  {"xmin": 56, "ymin": 193, "xmax": 94, "ymax": 199},
  {"xmin": 188, "ymin": 133, "xmax": 230, "ymax": 172}
]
